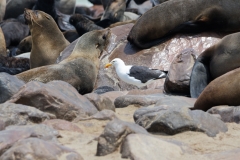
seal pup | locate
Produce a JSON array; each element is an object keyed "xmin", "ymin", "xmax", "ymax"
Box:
[
  {"xmin": 16, "ymin": 36, "xmax": 32, "ymax": 55},
  {"xmin": 190, "ymin": 32, "xmax": 240, "ymax": 98},
  {"xmin": 128, "ymin": 0, "xmax": 240, "ymax": 49},
  {"xmin": 24, "ymin": 9, "xmax": 70, "ymax": 68},
  {"xmin": 192, "ymin": 67, "xmax": 240, "ymax": 111},
  {"xmin": 16, "ymin": 29, "xmax": 109, "ymax": 94},
  {"xmin": 69, "ymin": 14, "xmax": 103, "ymax": 36}
]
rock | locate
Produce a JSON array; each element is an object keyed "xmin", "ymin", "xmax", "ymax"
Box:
[
  {"xmin": 0, "ymin": 72, "xmax": 25, "ymax": 103},
  {"xmin": 164, "ymin": 48, "xmax": 197, "ymax": 96},
  {"xmin": 93, "ymin": 86, "xmax": 115, "ymax": 94},
  {"xmin": 97, "ymin": 22, "xmax": 224, "ymax": 91},
  {"xmin": 207, "ymin": 106, "xmax": 240, "ymax": 123},
  {"xmin": 0, "ymin": 124, "xmax": 60, "ymax": 155},
  {"xmin": 154, "ymin": 94, "xmax": 196, "ymax": 108},
  {"xmin": 8, "ymin": 81, "xmax": 98, "ymax": 121},
  {"xmin": 114, "ymin": 94, "xmax": 165, "ymax": 108},
  {"xmin": 42, "ymin": 119, "xmax": 83, "ymax": 133},
  {"xmin": 121, "ymin": 134, "xmax": 192, "ymax": 160},
  {"xmin": 74, "ymin": 110, "xmax": 117, "ymax": 122},
  {"xmin": 84, "ymin": 92, "xmax": 115, "ymax": 111},
  {"xmin": 205, "ymin": 148, "xmax": 240, "ymax": 160},
  {"xmin": 0, "ymin": 102, "xmax": 52, "ymax": 127},
  {"xmin": 127, "ymin": 88, "xmax": 164, "ymax": 95},
  {"xmin": 96, "ymin": 118, "xmax": 149, "ymax": 156},
  {"xmin": 0, "ymin": 138, "xmax": 83, "ymax": 160},
  {"xmin": 134, "ymin": 106, "xmax": 228, "ymax": 137}
]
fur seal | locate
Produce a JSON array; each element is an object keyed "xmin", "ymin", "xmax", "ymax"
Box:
[
  {"xmin": 128, "ymin": 0, "xmax": 240, "ymax": 49},
  {"xmin": 16, "ymin": 36, "xmax": 32, "ymax": 55},
  {"xmin": 4, "ymin": 0, "xmax": 36, "ymax": 20},
  {"xmin": 101, "ymin": 0, "xmax": 139, "ymax": 23},
  {"xmin": 0, "ymin": 0, "xmax": 6, "ymax": 22},
  {"xmin": 56, "ymin": 0, "xmax": 76, "ymax": 15},
  {"xmin": 24, "ymin": 9, "xmax": 70, "ymax": 68},
  {"xmin": 0, "ymin": 27, "xmax": 7, "ymax": 56},
  {"xmin": 192, "ymin": 67, "xmax": 240, "ymax": 111},
  {"xmin": 190, "ymin": 32, "xmax": 240, "ymax": 98},
  {"xmin": 16, "ymin": 29, "xmax": 109, "ymax": 94},
  {"xmin": 69, "ymin": 14, "xmax": 103, "ymax": 36}
]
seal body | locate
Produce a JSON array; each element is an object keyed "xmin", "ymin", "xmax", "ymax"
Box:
[
  {"xmin": 192, "ymin": 67, "xmax": 240, "ymax": 111},
  {"xmin": 128, "ymin": 0, "xmax": 240, "ymax": 48},
  {"xmin": 190, "ymin": 32, "xmax": 240, "ymax": 98},
  {"xmin": 24, "ymin": 9, "xmax": 69, "ymax": 68},
  {"xmin": 16, "ymin": 29, "xmax": 109, "ymax": 94},
  {"xmin": 0, "ymin": 0, "xmax": 6, "ymax": 22},
  {"xmin": 0, "ymin": 27, "xmax": 7, "ymax": 56}
]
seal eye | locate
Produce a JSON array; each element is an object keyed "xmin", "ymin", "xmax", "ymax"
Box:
[{"xmin": 102, "ymin": 35, "xmax": 106, "ymax": 40}]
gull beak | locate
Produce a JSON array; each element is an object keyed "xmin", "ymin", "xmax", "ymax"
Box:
[{"xmin": 105, "ymin": 63, "xmax": 112, "ymax": 68}]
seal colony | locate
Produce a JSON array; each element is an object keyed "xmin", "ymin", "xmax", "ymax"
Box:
[
  {"xmin": 16, "ymin": 29, "xmax": 109, "ymax": 94},
  {"xmin": 128, "ymin": 0, "xmax": 240, "ymax": 48},
  {"xmin": 24, "ymin": 9, "xmax": 69, "ymax": 68}
]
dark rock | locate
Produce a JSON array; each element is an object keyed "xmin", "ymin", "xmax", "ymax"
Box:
[
  {"xmin": 0, "ymin": 72, "xmax": 25, "ymax": 103},
  {"xmin": 114, "ymin": 94, "xmax": 165, "ymax": 108},
  {"xmin": 8, "ymin": 81, "xmax": 98, "ymax": 121},
  {"xmin": 0, "ymin": 138, "xmax": 83, "ymax": 160},
  {"xmin": 154, "ymin": 94, "xmax": 196, "ymax": 108},
  {"xmin": 93, "ymin": 86, "xmax": 115, "ymax": 94},
  {"xmin": 96, "ymin": 118, "xmax": 148, "ymax": 156},
  {"xmin": 164, "ymin": 48, "xmax": 197, "ymax": 96},
  {"xmin": 121, "ymin": 134, "xmax": 193, "ymax": 160},
  {"xmin": 207, "ymin": 106, "xmax": 240, "ymax": 123},
  {"xmin": 134, "ymin": 106, "xmax": 228, "ymax": 137},
  {"xmin": 42, "ymin": 119, "xmax": 83, "ymax": 133},
  {"xmin": 0, "ymin": 102, "xmax": 52, "ymax": 127},
  {"xmin": 84, "ymin": 92, "xmax": 115, "ymax": 111},
  {"xmin": 0, "ymin": 124, "xmax": 60, "ymax": 155}
]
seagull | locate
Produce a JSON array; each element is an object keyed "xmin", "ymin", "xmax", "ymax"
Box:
[{"xmin": 105, "ymin": 58, "xmax": 167, "ymax": 88}]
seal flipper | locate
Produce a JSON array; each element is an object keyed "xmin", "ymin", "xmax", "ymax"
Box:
[{"xmin": 190, "ymin": 59, "xmax": 211, "ymax": 98}]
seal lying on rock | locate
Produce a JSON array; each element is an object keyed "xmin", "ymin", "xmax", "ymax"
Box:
[
  {"xmin": 128, "ymin": 0, "xmax": 240, "ymax": 48},
  {"xmin": 24, "ymin": 9, "xmax": 70, "ymax": 68},
  {"xmin": 16, "ymin": 29, "xmax": 109, "ymax": 94},
  {"xmin": 190, "ymin": 32, "xmax": 240, "ymax": 98}
]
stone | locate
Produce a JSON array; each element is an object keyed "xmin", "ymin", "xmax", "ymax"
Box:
[
  {"xmin": 114, "ymin": 94, "xmax": 166, "ymax": 108},
  {"xmin": 154, "ymin": 94, "xmax": 196, "ymax": 108},
  {"xmin": 42, "ymin": 119, "xmax": 83, "ymax": 133},
  {"xmin": 164, "ymin": 48, "xmax": 197, "ymax": 96},
  {"xmin": 121, "ymin": 134, "xmax": 192, "ymax": 160},
  {"xmin": 8, "ymin": 81, "xmax": 98, "ymax": 121},
  {"xmin": 0, "ymin": 102, "xmax": 52, "ymax": 127},
  {"xmin": 96, "ymin": 22, "xmax": 224, "ymax": 91},
  {"xmin": 93, "ymin": 86, "xmax": 115, "ymax": 94},
  {"xmin": 96, "ymin": 118, "xmax": 148, "ymax": 156},
  {"xmin": 84, "ymin": 92, "xmax": 115, "ymax": 111},
  {"xmin": 0, "ymin": 138, "xmax": 83, "ymax": 160},
  {"xmin": 134, "ymin": 106, "xmax": 228, "ymax": 137},
  {"xmin": 0, "ymin": 124, "xmax": 60, "ymax": 155},
  {"xmin": 0, "ymin": 72, "xmax": 25, "ymax": 103},
  {"xmin": 207, "ymin": 106, "xmax": 240, "ymax": 123}
]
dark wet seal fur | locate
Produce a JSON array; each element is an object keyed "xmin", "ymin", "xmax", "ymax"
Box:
[
  {"xmin": 0, "ymin": 55, "xmax": 29, "ymax": 75},
  {"xmin": 69, "ymin": 14, "xmax": 103, "ymax": 36}
]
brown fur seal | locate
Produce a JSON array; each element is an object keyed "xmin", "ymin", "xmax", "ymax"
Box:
[
  {"xmin": 16, "ymin": 36, "xmax": 32, "ymax": 55},
  {"xmin": 192, "ymin": 67, "xmax": 240, "ymax": 111},
  {"xmin": 0, "ymin": 27, "xmax": 7, "ymax": 56},
  {"xmin": 24, "ymin": 9, "xmax": 70, "ymax": 68},
  {"xmin": 190, "ymin": 32, "xmax": 240, "ymax": 98},
  {"xmin": 128, "ymin": 0, "xmax": 240, "ymax": 49},
  {"xmin": 0, "ymin": 0, "xmax": 6, "ymax": 22},
  {"xmin": 16, "ymin": 29, "xmax": 109, "ymax": 94}
]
